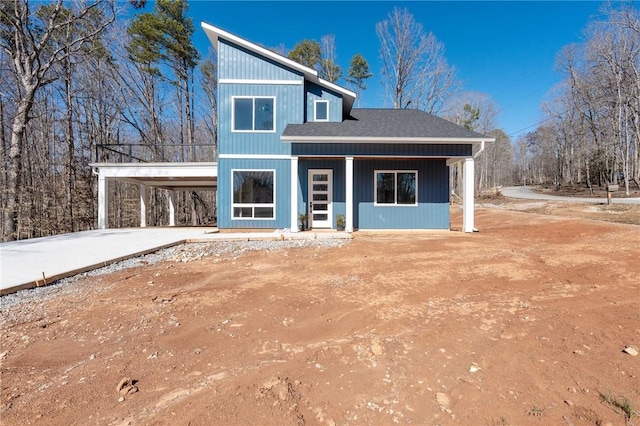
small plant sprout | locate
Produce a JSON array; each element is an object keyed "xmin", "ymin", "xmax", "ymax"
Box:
[{"xmin": 600, "ymin": 391, "xmax": 637, "ymax": 420}]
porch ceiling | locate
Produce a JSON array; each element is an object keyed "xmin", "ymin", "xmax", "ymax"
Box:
[{"xmin": 89, "ymin": 162, "xmax": 218, "ymax": 191}]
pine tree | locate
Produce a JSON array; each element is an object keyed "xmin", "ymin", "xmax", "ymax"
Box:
[
  {"xmin": 346, "ymin": 53, "xmax": 372, "ymax": 107},
  {"xmin": 288, "ymin": 39, "xmax": 321, "ymax": 71}
]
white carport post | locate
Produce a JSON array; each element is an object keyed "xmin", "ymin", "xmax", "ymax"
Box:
[
  {"xmin": 97, "ymin": 174, "xmax": 108, "ymax": 229},
  {"xmin": 139, "ymin": 184, "xmax": 148, "ymax": 227},
  {"xmin": 462, "ymin": 157, "xmax": 475, "ymax": 233},
  {"xmin": 290, "ymin": 157, "xmax": 299, "ymax": 232},
  {"xmin": 168, "ymin": 190, "xmax": 176, "ymax": 227},
  {"xmin": 345, "ymin": 156, "xmax": 354, "ymax": 233}
]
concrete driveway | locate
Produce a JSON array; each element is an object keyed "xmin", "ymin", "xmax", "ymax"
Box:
[
  {"xmin": 501, "ymin": 186, "xmax": 640, "ymax": 205},
  {"xmin": 1, "ymin": 227, "xmax": 349, "ymax": 295}
]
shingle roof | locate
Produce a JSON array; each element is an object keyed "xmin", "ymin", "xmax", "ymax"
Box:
[{"xmin": 282, "ymin": 108, "xmax": 492, "ymax": 142}]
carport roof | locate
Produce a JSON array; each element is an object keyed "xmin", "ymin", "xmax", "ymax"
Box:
[
  {"xmin": 282, "ymin": 108, "xmax": 495, "ymax": 144},
  {"xmin": 89, "ymin": 162, "xmax": 217, "ymax": 191}
]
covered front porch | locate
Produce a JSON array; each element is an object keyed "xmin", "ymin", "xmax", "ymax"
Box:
[
  {"xmin": 289, "ymin": 155, "xmax": 477, "ymax": 233},
  {"xmin": 90, "ymin": 162, "xmax": 218, "ymax": 229}
]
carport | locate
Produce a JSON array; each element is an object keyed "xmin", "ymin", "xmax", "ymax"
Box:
[{"xmin": 90, "ymin": 162, "xmax": 218, "ymax": 229}]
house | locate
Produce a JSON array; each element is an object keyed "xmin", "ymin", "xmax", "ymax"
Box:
[{"xmin": 202, "ymin": 22, "xmax": 493, "ymax": 233}]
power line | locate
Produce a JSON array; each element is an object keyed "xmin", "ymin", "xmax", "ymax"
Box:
[{"xmin": 508, "ymin": 116, "xmax": 552, "ymax": 138}]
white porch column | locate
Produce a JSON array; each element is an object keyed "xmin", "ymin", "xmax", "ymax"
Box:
[
  {"xmin": 290, "ymin": 157, "xmax": 299, "ymax": 232},
  {"xmin": 139, "ymin": 184, "xmax": 148, "ymax": 228},
  {"xmin": 97, "ymin": 174, "xmax": 108, "ymax": 229},
  {"xmin": 168, "ymin": 190, "xmax": 176, "ymax": 227},
  {"xmin": 462, "ymin": 157, "xmax": 475, "ymax": 233},
  {"xmin": 345, "ymin": 156, "xmax": 354, "ymax": 233}
]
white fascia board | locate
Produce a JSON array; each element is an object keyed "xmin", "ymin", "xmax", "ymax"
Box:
[
  {"xmin": 280, "ymin": 136, "xmax": 496, "ymax": 144},
  {"xmin": 311, "ymin": 75, "xmax": 356, "ymax": 109},
  {"xmin": 89, "ymin": 162, "xmax": 218, "ymax": 167},
  {"xmin": 89, "ymin": 163, "xmax": 218, "ymax": 178}
]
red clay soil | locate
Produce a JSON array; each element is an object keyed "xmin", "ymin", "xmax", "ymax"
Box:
[{"xmin": 1, "ymin": 208, "xmax": 639, "ymax": 426}]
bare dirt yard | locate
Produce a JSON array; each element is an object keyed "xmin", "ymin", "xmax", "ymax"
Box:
[{"xmin": 1, "ymin": 204, "xmax": 639, "ymax": 426}]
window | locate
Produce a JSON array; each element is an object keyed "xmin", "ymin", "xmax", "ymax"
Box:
[
  {"xmin": 375, "ymin": 171, "xmax": 417, "ymax": 206},
  {"xmin": 232, "ymin": 170, "xmax": 275, "ymax": 219},
  {"xmin": 314, "ymin": 100, "xmax": 329, "ymax": 121},
  {"xmin": 232, "ymin": 97, "xmax": 275, "ymax": 132}
]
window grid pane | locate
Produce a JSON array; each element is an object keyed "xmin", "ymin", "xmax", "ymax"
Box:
[
  {"xmin": 397, "ymin": 173, "xmax": 416, "ymax": 204},
  {"xmin": 234, "ymin": 99, "xmax": 253, "ymax": 130},
  {"xmin": 376, "ymin": 172, "xmax": 396, "ymax": 204},
  {"xmin": 316, "ymin": 101, "xmax": 328, "ymax": 121},
  {"xmin": 254, "ymin": 98, "xmax": 274, "ymax": 130}
]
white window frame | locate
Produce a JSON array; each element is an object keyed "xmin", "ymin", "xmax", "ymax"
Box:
[
  {"xmin": 231, "ymin": 169, "xmax": 276, "ymax": 220},
  {"xmin": 314, "ymin": 100, "xmax": 329, "ymax": 122},
  {"xmin": 373, "ymin": 170, "xmax": 418, "ymax": 207},
  {"xmin": 231, "ymin": 96, "xmax": 276, "ymax": 133}
]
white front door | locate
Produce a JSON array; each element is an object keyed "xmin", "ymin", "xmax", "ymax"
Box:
[{"xmin": 308, "ymin": 169, "xmax": 333, "ymax": 229}]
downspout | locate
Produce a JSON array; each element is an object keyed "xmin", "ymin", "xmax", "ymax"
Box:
[
  {"xmin": 473, "ymin": 140, "xmax": 485, "ymax": 159},
  {"xmin": 471, "ymin": 141, "xmax": 485, "ymax": 232}
]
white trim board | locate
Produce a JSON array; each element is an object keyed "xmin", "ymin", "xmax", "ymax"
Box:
[{"xmin": 220, "ymin": 79, "xmax": 303, "ymax": 85}]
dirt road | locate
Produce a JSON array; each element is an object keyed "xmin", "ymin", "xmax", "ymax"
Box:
[{"xmin": 1, "ymin": 207, "xmax": 639, "ymax": 425}]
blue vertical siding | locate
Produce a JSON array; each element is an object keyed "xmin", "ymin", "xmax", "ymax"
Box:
[
  {"xmin": 292, "ymin": 143, "xmax": 472, "ymax": 157},
  {"xmin": 217, "ymin": 38, "xmax": 304, "ymax": 156},
  {"xmin": 218, "ymin": 84, "xmax": 302, "ymax": 155},
  {"xmin": 214, "ymin": 36, "xmax": 455, "ymax": 231},
  {"xmin": 305, "ymin": 82, "xmax": 343, "ymax": 122},
  {"xmin": 353, "ymin": 159, "xmax": 450, "ymax": 230},
  {"xmin": 219, "ymin": 40, "xmax": 303, "ymax": 81},
  {"xmin": 297, "ymin": 159, "xmax": 345, "ymax": 227},
  {"xmin": 218, "ymin": 158, "xmax": 291, "ymax": 229}
]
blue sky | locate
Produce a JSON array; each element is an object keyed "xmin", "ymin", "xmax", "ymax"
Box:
[{"xmin": 186, "ymin": 1, "xmax": 607, "ymax": 139}]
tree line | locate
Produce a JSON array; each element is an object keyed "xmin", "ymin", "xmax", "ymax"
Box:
[
  {"xmin": 518, "ymin": 2, "xmax": 640, "ymax": 195},
  {"xmin": 13, "ymin": 1, "xmax": 606, "ymax": 241}
]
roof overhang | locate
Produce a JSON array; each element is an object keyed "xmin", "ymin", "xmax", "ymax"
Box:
[
  {"xmin": 201, "ymin": 21, "xmax": 356, "ymax": 115},
  {"xmin": 281, "ymin": 136, "xmax": 495, "ymax": 144},
  {"xmin": 89, "ymin": 162, "xmax": 218, "ymax": 191}
]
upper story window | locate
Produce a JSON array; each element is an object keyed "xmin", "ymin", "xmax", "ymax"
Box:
[
  {"xmin": 232, "ymin": 97, "xmax": 275, "ymax": 132},
  {"xmin": 375, "ymin": 170, "xmax": 418, "ymax": 206},
  {"xmin": 314, "ymin": 100, "xmax": 329, "ymax": 121}
]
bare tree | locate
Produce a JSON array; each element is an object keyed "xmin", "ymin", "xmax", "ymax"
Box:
[
  {"xmin": 199, "ymin": 53, "xmax": 217, "ymax": 155},
  {"xmin": 320, "ymin": 34, "xmax": 342, "ymax": 83},
  {"xmin": 444, "ymin": 92, "xmax": 509, "ymax": 192},
  {"xmin": 376, "ymin": 7, "xmax": 458, "ymax": 113},
  {"xmin": 0, "ymin": 0, "xmax": 115, "ymax": 241},
  {"xmin": 544, "ymin": 2, "xmax": 640, "ymax": 194}
]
